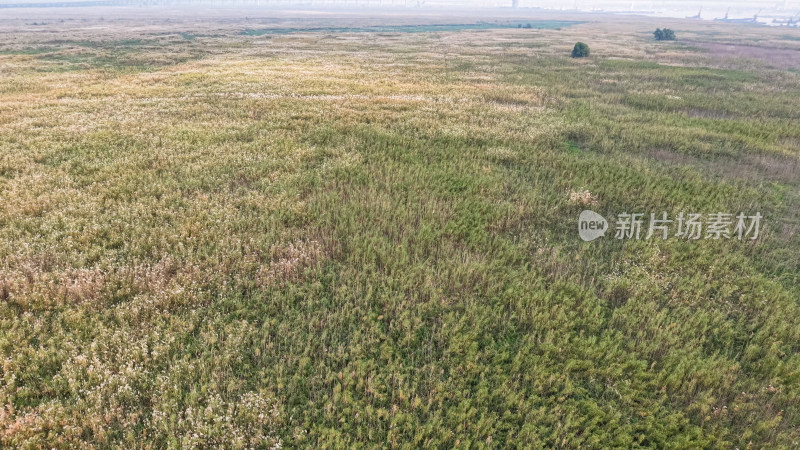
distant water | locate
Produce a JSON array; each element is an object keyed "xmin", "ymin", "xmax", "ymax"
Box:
[{"xmin": 240, "ymin": 20, "xmax": 584, "ymax": 35}]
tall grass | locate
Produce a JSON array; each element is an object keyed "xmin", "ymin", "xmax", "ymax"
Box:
[{"xmin": 0, "ymin": 14, "xmax": 798, "ymax": 447}]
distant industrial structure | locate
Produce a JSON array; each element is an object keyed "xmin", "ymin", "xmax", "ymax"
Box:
[
  {"xmin": 685, "ymin": 7, "xmax": 700, "ymax": 19},
  {"xmin": 771, "ymin": 12, "xmax": 799, "ymax": 25},
  {"xmin": 714, "ymin": 7, "xmax": 761, "ymax": 23}
]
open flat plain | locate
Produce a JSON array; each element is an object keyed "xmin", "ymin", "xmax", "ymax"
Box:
[{"xmin": 1, "ymin": 7, "xmax": 799, "ymax": 447}]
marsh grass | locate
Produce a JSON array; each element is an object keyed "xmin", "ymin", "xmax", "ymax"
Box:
[{"xmin": 0, "ymin": 12, "xmax": 799, "ymax": 448}]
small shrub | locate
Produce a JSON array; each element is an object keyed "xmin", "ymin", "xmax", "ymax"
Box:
[
  {"xmin": 571, "ymin": 42, "xmax": 590, "ymax": 58},
  {"xmin": 654, "ymin": 28, "xmax": 676, "ymax": 41}
]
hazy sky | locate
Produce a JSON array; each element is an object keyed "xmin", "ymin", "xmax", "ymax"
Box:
[{"xmin": 0, "ymin": 0, "xmax": 795, "ymax": 20}]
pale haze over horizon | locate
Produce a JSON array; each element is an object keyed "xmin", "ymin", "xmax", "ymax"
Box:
[{"xmin": 0, "ymin": 0, "xmax": 797, "ymax": 23}]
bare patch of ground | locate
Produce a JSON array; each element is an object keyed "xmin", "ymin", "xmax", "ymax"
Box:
[
  {"xmin": 689, "ymin": 41, "xmax": 800, "ymax": 70},
  {"xmin": 781, "ymin": 136, "xmax": 800, "ymax": 150},
  {"xmin": 648, "ymin": 147, "xmax": 800, "ymax": 185},
  {"xmin": 681, "ymin": 107, "xmax": 737, "ymax": 120}
]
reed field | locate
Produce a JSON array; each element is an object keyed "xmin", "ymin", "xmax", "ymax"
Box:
[{"xmin": 1, "ymin": 8, "xmax": 799, "ymax": 447}]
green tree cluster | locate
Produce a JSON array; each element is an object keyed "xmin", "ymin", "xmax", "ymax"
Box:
[
  {"xmin": 654, "ymin": 28, "xmax": 676, "ymax": 40},
  {"xmin": 571, "ymin": 42, "xmax": 590, "ymax": 58}
]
